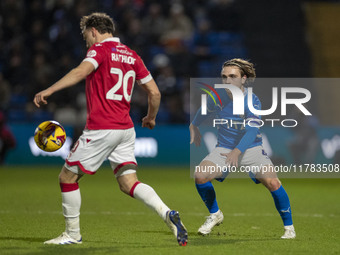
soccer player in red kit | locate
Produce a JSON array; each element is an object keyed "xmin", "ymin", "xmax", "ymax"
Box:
[{"xmin": 33, "ymin": 12, "xmax": 187, "ymax": 246}]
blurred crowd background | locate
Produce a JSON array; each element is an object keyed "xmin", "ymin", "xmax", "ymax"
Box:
[
  {"xmin": 1, "ymin": 0, "xmax": 340, "ymax": 164},
  {"xmin": 2, "ymin": 0, "xmax": 336, "ymax": 125}
]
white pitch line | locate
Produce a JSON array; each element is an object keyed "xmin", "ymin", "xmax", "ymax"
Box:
[{"xmin": 0, "ymin": 210, "xmax": 338, "ymax": 218}]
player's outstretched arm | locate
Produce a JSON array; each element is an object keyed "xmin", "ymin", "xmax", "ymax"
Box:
[
  {"xmin": 139, "ymin": 79, "xmax": 161, "ymax": 129},
  {"xmin": 33, "ymin": 61, "xmax": 94, "ymax": 107}
]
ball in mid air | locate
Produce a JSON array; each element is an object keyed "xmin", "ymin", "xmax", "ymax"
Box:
[{"xmin": 34, "ymin": 120, "xmax": 66, "ymax": 152}]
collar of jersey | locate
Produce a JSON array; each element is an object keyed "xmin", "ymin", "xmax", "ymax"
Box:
[{"xmin": 100, "ymin": 37, "xmax": 120, "ymax": 43}]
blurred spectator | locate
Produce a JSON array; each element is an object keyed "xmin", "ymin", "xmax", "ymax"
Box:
[
  {"xmin": 0, "ymin": 0, "xmax": 247, "ymax": 125},
  {"xmin": 0, "ymin": 112, "xmax": 16, "ymax": 164},
  {"xmin": 142, "ymin": 3, "xmax": 166, "ymax": 43},
  {"xmin": 1, "ymin": 0, "xmax": 25, "ymax": 41},
  {"xmin": 26, "ymin": 19, "xmax": 49, "ymax": 52},
  {"xmin": 123, "ymin": 18, "xmax": 149, "ymax": 55},
  {"xmin": 207, "ymin": 0, "xmax": 240, "ymax": 32},
  {"xmin": 191, "ymin": 19, "xmax": 214, "ymax": 61},
  {"xmin": 155, "ymin": 66, "xmax": 177, "ymax": 95},
  {"xmin": 160, "ymin": 4, "xmax": 194, "ymax": 49},
  {"xmin": 112, "ymin": 0, "xmax": 140, "ymax": 35},
  {"xmin": 30, "ymin": 52, "xmax": 54, "ymax": 97},
  {"xmin": 0, "ymin": 73, "xmax": 11, "ymax": 110},
  {"xmin": 166, "ymin": 94, "xmax": 187, "ymax": 123},
  {"xmin": 4, "ymin": 39, "xmax": 29, "ymax": 91}
]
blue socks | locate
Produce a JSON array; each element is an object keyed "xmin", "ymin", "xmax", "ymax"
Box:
[
  {"xmin": 271, "ymin": 185, "xmax": 293, "ymax": 226},
  {"xmin": 195, "ymin": 182, "xmax": 219, "ymax": 213},
  {"xmin": 196, "ymin": 182, "xmax": 293, "ymax": 226}
]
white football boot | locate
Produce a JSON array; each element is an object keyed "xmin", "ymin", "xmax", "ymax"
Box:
[
  {"xmin": 44, "ymin": 232, "xmax": 82, "ymax": 245},
  {"xmin": 281, "ymin": 225, "xmax": 296, "ymax": 239},
  {"xmin": 198, "ymin": 210, "xmax": 224, "ymax": 235},
  {"xmin": 165, "ymin": 210, "xmax": 188, "ymax": 246}
]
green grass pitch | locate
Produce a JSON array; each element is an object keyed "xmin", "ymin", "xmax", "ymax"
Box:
[{"xmin": 1, "ymin": 166, "xmax": 340, "ymax": 255}]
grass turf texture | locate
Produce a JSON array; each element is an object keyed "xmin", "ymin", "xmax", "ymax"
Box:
[{"xmin": 1, "ymin": 166, "xmax": 339, "ymax": 255}]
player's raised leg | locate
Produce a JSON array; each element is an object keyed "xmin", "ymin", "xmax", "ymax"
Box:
[
  {"xmin": 44, "ymin": 166, "xmax": 83, "ymax": 245},
  {"xmin": 116, "ymin": 169, "xmax": 188, "ymax": 246},
  {"xmin": 195, "ymin": 160, "xmax": 224, "ymax": 235},
  {"xmin": 257, "ymin": 165, "xmax": 296, "ymax": 239}
]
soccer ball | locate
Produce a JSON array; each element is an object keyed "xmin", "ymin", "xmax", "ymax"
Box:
[{"xmin": 34, "ymin": 120, "xmax": 66, "ymax": 152}]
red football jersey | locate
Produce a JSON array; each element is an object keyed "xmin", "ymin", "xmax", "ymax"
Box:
[{"xmin": 83, "ymin": 37, "xmax": 152, "ymax": 130}]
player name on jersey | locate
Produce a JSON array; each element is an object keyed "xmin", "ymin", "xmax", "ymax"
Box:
[{"xmin": 111, "ymin": 53, "xmax": 136, "ymax": 65}]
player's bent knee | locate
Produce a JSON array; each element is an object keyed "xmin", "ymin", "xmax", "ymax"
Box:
[
  {"xmin": 194, "ymin": 169, "xmax": 218, "ymax": 184},
  {"xmin": 194, "ymin": 171, "xmax": 208, "ymax": 184},
  {"xmin": 59, "ymin": 166, "xmax": 80, "ymax": 184},
  {"xmin": 195, "ymin": 176, "xmax": 210, "ymax": 184},
  {"xmin": 262, "ymin": 178, "xmax": 281, "ymax": 192},
  {"xmin": 270, "ymin": 178, "xmax": 281, "ymax": 191},
  {"xmin": 117, "ymin": 170, "xmax": 138, "ymax": 195},
  {"xmin": 194, "ymin": 160, "xmax": 220, "ymax": 183},
  {"xmin": 119, "ymin": 184, "xmax": 129, "ymax": 194}
]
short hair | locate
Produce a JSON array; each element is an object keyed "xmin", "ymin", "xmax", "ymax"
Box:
[
  {"xmin": 222, "ymin": 58, "xmax": 256, "ymax": 80},
  {"xmin": 80, "ymin": 12, "xmax": 115, "ymax": 35}
]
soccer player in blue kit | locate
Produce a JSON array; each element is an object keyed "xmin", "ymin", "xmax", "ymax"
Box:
[{"xmin": 190, "ymin": 58, "xmax": 296, "ymax": 239}]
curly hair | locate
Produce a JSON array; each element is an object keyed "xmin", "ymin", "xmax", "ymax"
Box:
[
  {"xmin": 80, "ymin": 12, "xmax": 115, "ymax": 35},
  {"xmin": 222, "ymin": 58, "xmax": 256, "ymax": 80}
]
